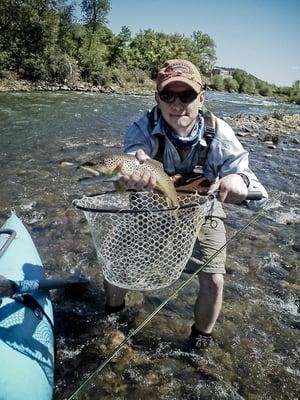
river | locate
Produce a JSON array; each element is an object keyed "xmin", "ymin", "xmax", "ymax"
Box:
[{"xmin": 0, "ymin": 91, "xmax": 299, "ymax": 400}]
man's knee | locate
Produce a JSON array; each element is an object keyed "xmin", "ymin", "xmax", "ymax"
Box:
[{"xmin": 198, "ymin": 273, "xmax": 224, "ymax": 295}]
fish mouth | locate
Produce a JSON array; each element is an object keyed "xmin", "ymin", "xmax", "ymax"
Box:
[
  {"xmin": 78, "ymin": 174, "xmax": 120, "ymax": 185},
  {"xmin": 78, "ymin": 165, "xmax": 120, "ymax": 185},
  {"xmin": 79, "ymin": 165, "xmax": 100, "ymax": 176}
]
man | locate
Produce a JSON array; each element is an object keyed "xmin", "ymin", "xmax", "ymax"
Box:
[{"xmin": 104, "ymin": 59, "xmax": 268, "ymax": 350}]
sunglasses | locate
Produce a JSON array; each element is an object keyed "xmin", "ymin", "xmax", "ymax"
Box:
[{"xmin": 158, "ymin": 90, "xmax": 199, "ymax": 104}]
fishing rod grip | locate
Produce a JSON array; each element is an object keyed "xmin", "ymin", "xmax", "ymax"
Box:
[
  {"xmin": 14, "ymin": 278, "xmax": 89, "ymax": 294},
  {"xmin": 208, "ymin": 190, "xmax": 263, "ymax": 201},
  {"xmin": 246, "ymin": 191, "xmax": 263, "ymax": 200}
]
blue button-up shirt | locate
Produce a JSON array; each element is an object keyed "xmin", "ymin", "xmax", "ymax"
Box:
[{"xmin": 124, "ymin": 110, "xmax": 268, "ymax": 210}]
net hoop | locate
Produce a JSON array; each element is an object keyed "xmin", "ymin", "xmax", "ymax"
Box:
[{"xmin": 72, "ymin": 190, "xmax": 208, "ymax": 214}]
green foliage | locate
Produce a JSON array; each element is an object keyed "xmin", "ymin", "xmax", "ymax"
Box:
[
  {"xmin": 0, "ymin": 0, "xmax": 295, "ymax": 101},
  {"xmin": 292, "ymin": 80, "xmax": 300, "ymax": 90},
  {"xmin": 106, "ymin": 26, "xmax": 132, "ymax": 65},
  {"xmin": 81, "ymin": 0, "xmax": 110, "ymax": 28},
  {"xmin": 57, "ymin": 5, "xmax": 77, "ymax": 53},
  {"xmin": 81, "ymin": 0, "xmax": 110, "ymax": 50},
  {"xmin": 257, "ymin": 84, "xmax": 273, "ymax": 96},
  {"xmin": 223, "ymin": 77, "xmax": 239, "ymax": 93},
  {"xmin": 209, "ymin": 75, "xmax": 225, "ymax": 91},
  {"xmin": 231, "ymin": 69, "xmax": 257, "ymax": 94},
  {"xmin": 127, "ymin": 30, "xmax": 185, "ymax": 77},
  {"xmin": 21, "ymin": 56, "xmax": 49, "ymax": 80},
  {"xmin": 47, "ymin": 52, "xmax": 78, "ymax": 81},
  {"xmin": 0, "ymin": 51, "xmax": 11, "ymax": 71},
  {"xmin": 255, "ymin": 80, "xmax": 273, "ymax": 96},
  {"xmin": 292, "ymin": 94, "xmax": 300, "ymax": 105},
  {"xmin": 289, "ymin": 84, "xmax": 300, "ymax": 104},
  {"xmin": 191, "ymin": 31, "xmax": 216, "ymax": 74}
]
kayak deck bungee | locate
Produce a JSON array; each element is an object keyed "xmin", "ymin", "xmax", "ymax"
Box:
[{"xmin": 0, "ymin": 212, "xmax": 54, "ymax": 400}]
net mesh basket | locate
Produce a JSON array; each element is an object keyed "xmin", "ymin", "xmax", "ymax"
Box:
[{"xmin": 73, "ymin": 191, "xmax": 211, "ymax": 290}]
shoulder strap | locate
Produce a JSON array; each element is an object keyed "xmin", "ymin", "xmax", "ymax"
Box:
[
  {"xmin": 148, "ymin": 106, "xmax": 164, "ymax": 161},
  {"xmin": 200, "ymin": 108, "xmax": 216, "ymax": 143},
  {"xmin": 197, "ymin": 108, "xmax": 216, "ymax": 165},
  {"xmin": 148, "ymin": 106, "xmax": 161, "ymax": 130}
]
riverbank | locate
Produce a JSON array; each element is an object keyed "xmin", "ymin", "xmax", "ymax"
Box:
[
  {"xmin": 1, "ymin": 75, "xmax": 300, "ymax": 144},
  {"xmin": 0, "ymin": 74, "xmax": 154, "ymax": 95}
]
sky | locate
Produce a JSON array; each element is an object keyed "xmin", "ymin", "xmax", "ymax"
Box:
[{"xmin": 104, "ymin": 0, "xmax": 300, "ymax": 87}]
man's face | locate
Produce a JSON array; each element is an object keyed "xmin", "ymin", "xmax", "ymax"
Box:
[{"xmin": 155, "ymin": 82, "xmax": 204, "ymax": 136}]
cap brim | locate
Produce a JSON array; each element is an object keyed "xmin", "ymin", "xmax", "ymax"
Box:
[{"xmin": 157, "ymin": 77, "xmax": 202, "ymax": 93}]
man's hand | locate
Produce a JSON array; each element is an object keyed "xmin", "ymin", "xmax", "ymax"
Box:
[
  {"xmin": 208, "ymin": 174, "xmax": 248, "ymax": 203},
  {"xmin": 121, "ymin": 149, "xmax": 157, "ymax": 190}
]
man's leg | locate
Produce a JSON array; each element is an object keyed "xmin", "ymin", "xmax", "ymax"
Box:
[
  {"xmin": 186, "ymin": 212, "xmax": 226, "ymax": 347},
  {"xmin": 104, "ymin": 278, "xmax": 127, "ymax": 309},
  {"xmin": 194, "ymin": 272, "xmax": 224, "ymax": 333}
]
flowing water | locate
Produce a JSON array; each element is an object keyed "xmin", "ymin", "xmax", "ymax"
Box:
[{"xmin": 0, "ymin": 91, "xmax": 299, "ymax": 400}]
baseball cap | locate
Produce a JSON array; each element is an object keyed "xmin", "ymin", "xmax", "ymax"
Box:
[{"xmin": 156, "ymin": 59, "xmax": 203, "ymax": 93}]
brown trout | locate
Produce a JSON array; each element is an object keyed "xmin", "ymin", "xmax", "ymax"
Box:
[{"xmin": 80, "ymin": 153, "xmax": 178, "ymax": 208}]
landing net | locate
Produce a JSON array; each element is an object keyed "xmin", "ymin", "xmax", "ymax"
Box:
[{"xmin": 73, "ymin": 191, "xmax": 212, "ymax": 290}]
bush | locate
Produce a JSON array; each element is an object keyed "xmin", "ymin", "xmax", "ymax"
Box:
[
  {"xmin": 232, "ymin": 69, "xmax": 256, "ymax": 94},
  {"xmin": 209, "ymin": 75, "xmax": 224, "ymax": 91},
  {"xmin": 21, "ymin": 56, "xmax": 49, "ymax": 80},
  {"xmin": 240, "ymin": 79, "xmax": 256, "ymax": 94},
  {"xmin": 97, "ymin": 67, "xmax": 154, "ymax": 90},
  {"xmin": 223, "ymin": 77, "xmax": 239, "ymax": 92},
  {"xmin": 290, "ymin": 92, "xmax": 300, "ymax": 104},
  {"xmin": 0, "ymin": 51, "xmax": 11, "ymax": 70},
  {"xmin": 47, "ymin": 52, "xmax": 78, "ymax": 82},
  {"xmin": 258, "ymin": 85, "xmax": 273, "ymax": 96}
]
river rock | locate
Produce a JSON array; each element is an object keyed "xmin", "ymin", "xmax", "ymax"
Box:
[
  {"xmin": 60, "ymin": 161, "xmax": 75, "ymax": 167},
  {"xmin": 227, "ymin": 114, "xmax": 300, "ymax": 141},
  {"xmin": 125, "ymin": 291, "xmax": 144, "ymax": 306},
  {"xmin": 292, "ymin": 244, "xmax": 300, "ymax": 252}
]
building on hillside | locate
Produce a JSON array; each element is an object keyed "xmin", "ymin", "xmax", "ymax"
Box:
[{"xmin": 211, "ymin": 67, "xmax": 234, "ymax": 78}]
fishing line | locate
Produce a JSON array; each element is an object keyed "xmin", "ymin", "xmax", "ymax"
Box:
[{"xmin": 67, "ymin": 198, "xmax": 273, "ymax": 400}]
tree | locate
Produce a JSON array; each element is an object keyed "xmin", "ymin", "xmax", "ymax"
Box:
[
  {"xmin": 81, "ymin": 0, "xmax": 110, "ymax": 50},
  {"xmin": 191, "ymin": 31, "xmax": 216, "ymax": 74},
  {"xmin": 0, "ymin": 0, "xmax": 60, "ymax": 74},
  {"xmin": 233, "ymin": 69, "xmax": 256, "ymax": 94},
  {"xmin": 128, "ymin": 29, "xmax": 199, "ymax": 78},
  {"xmin": 57, "ymin": 4, "xmax": 75, "ymax": 53},
  {"xmin": 106, "ymin": 25, "xmax": 131, "ymax": 65},
  {"xmin": 223, "ymin": 77, "xmax": 239, "ymax": 93},
  {"xmin": 292, "ymin": 80, "xmax": 300, "ymax": 90},
  {"xmin": 256, "ymin": 80, "xmax": 273, "ymax": 96},
  {"xmin": 210, "ymin": 75, "xmax": 224, "ymax": 91},
  {"xmin": 118, "ymin": 25, "xmax": 131, "ymax": 45}
]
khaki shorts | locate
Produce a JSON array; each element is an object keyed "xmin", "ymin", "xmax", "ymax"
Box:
[{"xmin": 185, "ymin": 201, "xmax": 227, "ymax": 274}]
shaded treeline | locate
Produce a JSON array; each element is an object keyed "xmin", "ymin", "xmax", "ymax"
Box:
[{"xmin": 0, "ymin": 0, "xmax": 299, "ymax": 102}]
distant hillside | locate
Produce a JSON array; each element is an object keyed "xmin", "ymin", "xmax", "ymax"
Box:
[{"xmin": 212, "ymin": 66, "xmax": 265, "ymax": 83}]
